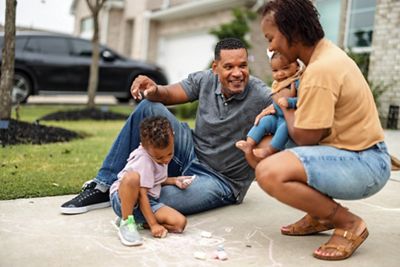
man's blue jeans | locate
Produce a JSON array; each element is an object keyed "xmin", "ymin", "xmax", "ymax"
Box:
[{"xmin": 95, "ymin": 100, "xmax": 236, "ymax": 215}]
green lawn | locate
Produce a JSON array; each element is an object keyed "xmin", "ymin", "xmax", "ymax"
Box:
[{"xmin": 0, "ymin": 104, "xmax": 194, "ymax": 200}]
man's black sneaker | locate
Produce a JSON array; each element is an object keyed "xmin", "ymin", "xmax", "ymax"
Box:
[{"xmin": 60, "ymin": 180, "xmax": 110, "ymax": 214}]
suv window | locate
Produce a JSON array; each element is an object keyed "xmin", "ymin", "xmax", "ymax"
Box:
[
  {"xmin": 16, "ymin": 37, "xmax": 28, "ymax": 51},
  {"xmin": 25, "ymin": 37, "xmax": 70, "ymax": 55},
  {"xmin": 0, "ymin": 36, "xmax": 27, "ymax": 51},
  {"xmin": 70, "ymin": 39, "xmax": 93, "ymax": 56}
]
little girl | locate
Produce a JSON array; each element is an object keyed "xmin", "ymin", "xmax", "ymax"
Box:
[{"xmin": 110, "ymin": 116, "xmax": 194, "ymax": 246}]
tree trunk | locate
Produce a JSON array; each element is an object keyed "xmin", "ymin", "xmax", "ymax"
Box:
[
  {"xmin": 0, "ymin": 0, "xmax": 17, "ymax": 120},
  {"xmin": 87, "ymin": 11, "xmax": 100, "ymax": 109},
  {"xmin": 86, "ymin": 0, "xmax": 107, "ymax": 109}
]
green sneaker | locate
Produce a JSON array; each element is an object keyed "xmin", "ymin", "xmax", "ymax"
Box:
[
  {"xmin": 118, "ymin": 215, "xmax": 143, "ymax": 246},
  {"xmin": 114, "ymin": 216, "xmax": 144, "ymax": 230}
]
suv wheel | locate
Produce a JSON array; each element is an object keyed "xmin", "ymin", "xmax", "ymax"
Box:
[
  {"xmin": 116, "ymin": 96, "xmax": 130, "ymax": 103},
  {"xmin": 12, "ymin": 72, "xmax": 31, "ymax": 104}
]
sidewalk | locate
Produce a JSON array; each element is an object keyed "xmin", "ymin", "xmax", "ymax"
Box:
[
  {"xmin": 27, "ymin": 95, "xmax": 118, "ymax": 105},
  {"xmin": 1, "ymin": 130, "xmax": 399, "ymax": 267}
]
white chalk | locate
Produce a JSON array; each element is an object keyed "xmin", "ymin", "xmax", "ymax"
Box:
[
  {"xmin": 194, "ymin": 251, "xmax": 207, "ymax": 260},
  {"xmin": 161, "ymin": 229, "xmax": 168, "ymax": 238},
  {"xmin": 216, "ymin": 250, "xmax": 228, "ymax": 260},
  {"xmin": 183, "ymin": 179, "xmax": 192, "ymax": 185},
  {"xmin": 183, "ymin": 175, "xmax": 197, "ymax": 185},
  {"xmin": 213, "ymin": 245, "xmax": 228, "ymax": 260},
  {"xmin": 201, "ymin": 231, "xmax": 212, "ymax": 238}
]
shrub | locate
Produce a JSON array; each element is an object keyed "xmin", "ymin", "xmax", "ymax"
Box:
[
  {"xmin": 346, "ymin": 50, "xmax": 390, "ymax": 109},
  {"xmin": 171, "ymin": 101, "xmax": 199, "ymax": 119}
]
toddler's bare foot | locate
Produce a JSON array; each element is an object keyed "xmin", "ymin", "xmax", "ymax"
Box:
[
  {"xmin": 235, "ymin": 140, "xmax": 253, "ymax": 154},
  {"xmin": 253, "ymin": 146, "xmax": 277, "ymax": 158}
]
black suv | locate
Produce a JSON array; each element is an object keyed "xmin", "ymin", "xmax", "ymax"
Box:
[{"xmin": 0, "ymin": 32, "xmax": 168, "ymax": 103}]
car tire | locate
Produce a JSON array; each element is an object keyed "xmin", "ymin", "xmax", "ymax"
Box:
[
  {"xmin": 13, "ymin": 72, "xmax": 31, "ymax": 104},
  {"xmin": 116, "ymin": 96, "xmax": 130, "ymax": 103}
]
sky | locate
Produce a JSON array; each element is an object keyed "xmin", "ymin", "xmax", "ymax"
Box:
[{"xmin": 0, "ymin": 0, "xmax": 74, "ymax": 34}]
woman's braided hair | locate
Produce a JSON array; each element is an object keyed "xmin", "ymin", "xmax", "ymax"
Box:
[
  {"xmin": 261, "ymin": 0, "xmax": 324, "ymax": 47},
  {"xmin": 140, "ymin": 116, "xmax": 172, "ymax": 149}
]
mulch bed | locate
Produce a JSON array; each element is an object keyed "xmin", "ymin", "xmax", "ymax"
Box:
[
  {"xmin": 0, "ymin": 119, "xmax": 82, "ymax": 146},
  {"xmin": 1, "ymin": 108, "xmax": 129, "ymax": 146}
]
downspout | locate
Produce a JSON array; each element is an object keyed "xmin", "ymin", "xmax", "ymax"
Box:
[
  {"xmin": 141, "ymin": 0, "xmax": 171, "ymax": 60},
  {"xmin": 142, "ymin": 10, "xmax": 151, "ymax": 60},
  {"xmin": 343, "ymin": 0, "xmax": 352, "ymax": 50},
  {"xmin": 162, "ymin": 0, "xmax": 171, "ymax": 10},
  {"xmin": 248, "ymin": 0, "xmax": 265, "ymax": 62}
]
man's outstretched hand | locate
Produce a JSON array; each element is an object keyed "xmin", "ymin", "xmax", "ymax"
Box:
[{"xmin": 130, "ymin": 75, "xmax": 158, "ymax": 100}]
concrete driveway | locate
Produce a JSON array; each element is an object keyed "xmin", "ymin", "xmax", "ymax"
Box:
[{"xmin": 0, "ymin": 130, "xmax": 399, "ymax": 267}]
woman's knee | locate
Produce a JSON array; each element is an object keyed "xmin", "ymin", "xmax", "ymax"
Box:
[{"xmin": 255, "ymin": 158, "xmax": 284, "ymax": 197}]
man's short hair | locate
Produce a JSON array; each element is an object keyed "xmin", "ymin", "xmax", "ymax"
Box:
[{"xmin": 214, "ymin": 38, "xmax": 247, "ymax": 60}]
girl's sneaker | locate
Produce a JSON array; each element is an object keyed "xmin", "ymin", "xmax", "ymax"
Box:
[{"xmin": 118, "ymin": 215, "xmax": 143, "ymax": 246}]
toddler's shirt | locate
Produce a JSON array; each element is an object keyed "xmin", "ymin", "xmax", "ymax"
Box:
[{"xmin": 109, "ymin": 145, "xmax": 168, "ymax": 198}]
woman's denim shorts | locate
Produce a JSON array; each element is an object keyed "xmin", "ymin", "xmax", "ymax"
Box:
[
  {"xmin": 111, "ymin": 191, "xmax": 165, "ymax": 224},
  {"xmin": 288, "ymin": 141, "xmax": 391, "ymax": 200}
]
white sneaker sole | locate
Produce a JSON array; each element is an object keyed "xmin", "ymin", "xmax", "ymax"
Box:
[
  {"xmin": 112, "ymin": 218, "xmax": 143, "ymax": 246},
  {"xmin": 111, "ymin": 217, "xmax": 121, "ymax": 230},
  {"xmin": 118, "ymin": 231, "xmax": 143, "ymax": 246},
  {"xmin": 60, "ymin": 201, "xmax": 111, "ymax": 214}
]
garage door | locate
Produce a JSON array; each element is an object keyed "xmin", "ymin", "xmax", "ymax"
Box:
[{"xmin": 157, "ymin": 32, "xmax": 217, "ymax": 84}]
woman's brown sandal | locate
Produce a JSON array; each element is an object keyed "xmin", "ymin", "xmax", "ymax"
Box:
[
  {"xmin": 313, "ymin": 227, "xmax": 369, "ymax": 260},
  {"xmin": 280, "ymin": 214, "xmax": 335, "ymax": 236},
  {"xmin": 391, "ymin": 154, "xmax": 400, "ymax": 171}
]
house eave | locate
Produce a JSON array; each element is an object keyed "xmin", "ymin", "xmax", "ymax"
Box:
[
  {"xmin": 149, "ymin": 0, "xmax": 257, "ymax": 21},
  {"xmin": 70, "ymin": 0, "xmax": 123, "ymax": 15}
]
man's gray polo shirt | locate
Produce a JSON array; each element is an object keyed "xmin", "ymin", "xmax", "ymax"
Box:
[{"xmin": 180, "ymin": 69, "xmax": 272, "ymax": 203}]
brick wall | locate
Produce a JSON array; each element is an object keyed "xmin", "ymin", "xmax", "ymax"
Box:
[{"xmin": 369, "ymin": 0, "xmax": 400, "ymax": 129}]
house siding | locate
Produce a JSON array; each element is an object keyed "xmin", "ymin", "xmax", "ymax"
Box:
[
  {"xmin": 147, "ymin": 10, "xmax": 232, "ymax": 63},
  {"xmin": 369, "ymin": 0, "xmax": 400, "ymax": 129},
  {"xmin": 72, "ymin": 0, "xmax": 91, "ymax": 36},
  {"xmin": 249, "ymin": 16, "xmax": 270, "ymax": 83},
  {"xmin": 70, "ymin": 0, "xmax": 399, "ymax": 128},
  {"xmin": 106, "ymin": 8, "xmax": 123, "ymax": 52}
]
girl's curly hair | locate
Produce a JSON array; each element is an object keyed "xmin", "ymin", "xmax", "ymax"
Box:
[{"xmin": 140, "ymin": 116, "xmax": 173, "ymax": 149}]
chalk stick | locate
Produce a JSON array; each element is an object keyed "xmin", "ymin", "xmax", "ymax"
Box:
[
  {"xmin": 161, "ymin": 229, "xmax": 168, "ymax": 238},
  {"xmin": 194, "ymin": 251, "xmax": 207, "ymax": 260},
  {"xmin": 201, "ymin": 231, "xmax": 212, "ymax": 238}
]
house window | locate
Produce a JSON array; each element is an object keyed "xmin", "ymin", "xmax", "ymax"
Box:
[
  {"xmin": 80, "ymin": 17, "xmax": 94, "ymax": 39},
  {"xmin": 345, "ymin": 0, "xmax": 376, "ymax": 51},
  {"xmin": 316, "ymin": 0, "xmax": 341, "ymax": 45}
]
